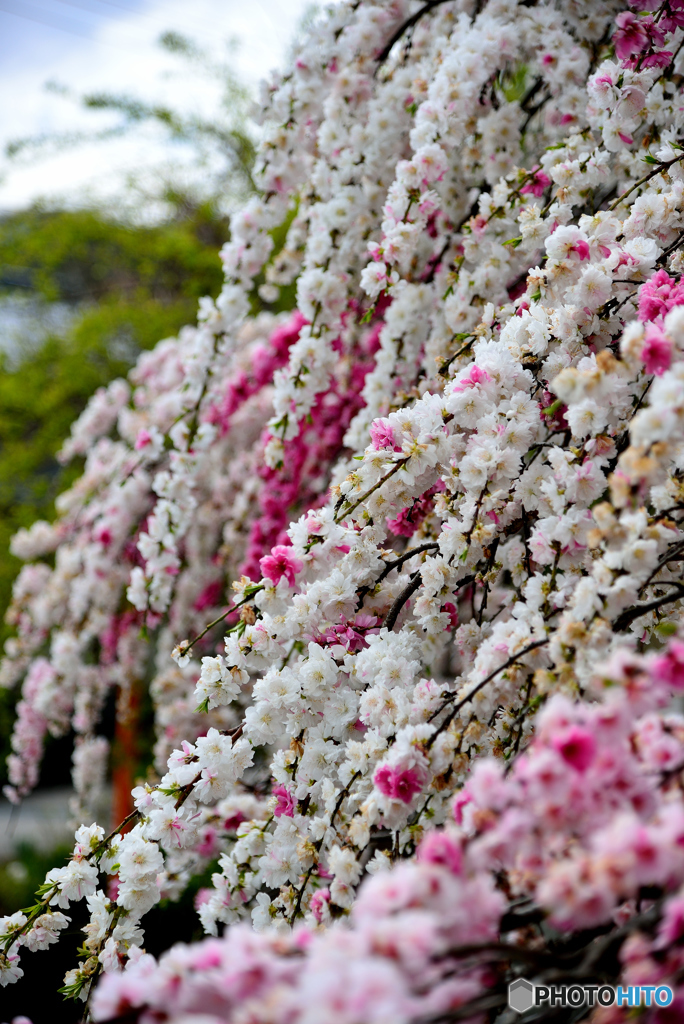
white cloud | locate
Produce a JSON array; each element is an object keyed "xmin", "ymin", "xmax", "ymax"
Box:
[{"xmin": 0, "ymin": 0, "xmax": 310, "ymax": 210}]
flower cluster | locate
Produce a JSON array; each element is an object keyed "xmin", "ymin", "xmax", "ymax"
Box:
[
  {"xmin": 83, "ymin": 645, "xmax": 684, "ymax": 1022},
  {"xmin": 4, "ymin": 0, "xmax": 684, "ymax": 1013}
]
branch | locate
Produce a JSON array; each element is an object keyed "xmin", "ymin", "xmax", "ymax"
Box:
[
  {"xmin": 427, "ymin": 637, "xmax": 549, "ymax": 744},
  {"xmin": 375, "ymin": 0, "xmax": 455, "ymax": 67},
  {"xmin": 288, "ymin": 772, "xmax": 361, "ymax": 924},
  {"xmin": 609, "ymin": 154, "xmax": 684, "ymax": 211},
  {"xmin": 658, "ymin": 227, "xmax": 684, "ymax": 266},
  {"xmin": 384, "ymin": 571, "xmax": 423, "ymax": 630},
  {"xmin": 376, "ymin": 542, "xmax": 439, "ymax": 584},
  {"xmin": 181, "ymin": 588, "xmax": 264, "ymax": 656},
  {"xmin": 640, "ymin": 538, "xmax": 684, "ymax": 593},
  {"xmin": 438, "ymin": 335, "xmax": 475, "ymax": 378},
  {"xmin": 335, "ymin": 458, "xmax": 408, "ymax": 522},
  {"xmin": 612, "ymin": 583, "xmax": 684, "ymax": 632}
]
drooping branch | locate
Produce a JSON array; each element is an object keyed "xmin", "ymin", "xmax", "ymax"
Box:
[{"xmin": 375, "ymin": 0, "xmax": 456, "ymax": 67}]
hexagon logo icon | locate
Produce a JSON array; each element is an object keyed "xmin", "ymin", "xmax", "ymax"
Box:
[{"xmin": 508, "ymin": 978, "xmax": 535, "ymax": 1014}]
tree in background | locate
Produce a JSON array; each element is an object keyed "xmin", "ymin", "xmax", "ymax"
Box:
[{"xmin": 0, "ymin": 32, "xmax": 267, "ymax": 833}]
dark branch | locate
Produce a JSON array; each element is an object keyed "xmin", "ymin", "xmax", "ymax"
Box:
[
  {"xmin": 384, "ymin": 571, "xmax": 423, "ymax": 630},
  {"xmin": 427, "ymin": 637, "xmax": 549, "ymax": 744},
  {"xmin": 612, "ymin": 583, "xmax": 684, "ymax": 632},
  {"xmin": 375, "ymin": 0, "xmax": 455, "ymax": 67}
]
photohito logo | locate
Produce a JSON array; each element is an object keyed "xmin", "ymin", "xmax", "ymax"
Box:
[{"xmin": 508, "ymin": 980, "xmax": 674, "ymax": 1013}]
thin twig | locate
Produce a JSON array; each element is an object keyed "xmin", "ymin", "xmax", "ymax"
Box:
[
  {"xmin": 375, "ymin": 0, "xmax": 454, "ymax": 67},
  {"xmin": 612, "ymin": 583, "xmax": 684, "ymax": 632},
  {"xmin": 427, "ymin": 638, "xmax": 549, "ymax": 745},
  {"xmin": 608, "ymin": 154, "xmax": 684, "ymax": 211},
  {"xmin": 335, "ymin": 459, "xmax": 407, "ymax": 523}
]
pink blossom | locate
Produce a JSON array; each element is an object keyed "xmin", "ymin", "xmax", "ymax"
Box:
[
  {"xmin": 453, "ymin": 365, "xmax": 492, "ymax": 393},
  {"xmin": 195, "ymin": 826, "xmax": 219, "ymax": 858},
  {"xmin": 370, "ymin": 418, "xmax": 399, "ymax": 450},
  {"xmin": 323, "ymin": 614, "xmax": 380, "ymax": 653},
  {"xmin": 374, "ymin": 765, "xmax": 425, "ymax": 804},
  {"xmin": 310, "ymin": 888, "xmax": 331, "ymax": 923},
  {"xmin": 572, "ymin": 239, "xmax": 590, "ymax": 260},
  {"xmin": 641, "ymin": 325, "xmax": 673, "ymax": 375},
  {"xmin": 417, "ymin": 831, "xmax": 463, "ymax": 875},
  {"xmin": 520, "ymin": 166, "xmax": 552, "ymax": 198},
  {"xmin": 194, "ymin": 887, "xmax": 213, "ymax": 911},
  {"xmin": 652, "ymin": 642, "xmax": 684, "ymax": 690},
  {"xmin": 656, "ymin": 895, "xmax": 684, "ymax": 948},
  {"xmin": 134, "ymin": 429, "xmax": 152, "ymax": 450},
  {"xmin": 552, "ymin": 725, "xmax": 596, "ymax": 772},
  {"xmin": 259, "ymin": 545, "xmax": 303, "ymax": 587},
  {"xmin": 638, "ymin": 269, "xmax": 684, "ymax": 322},
  {"xmin": 273, "ymin": 785, "xmax": 296, "ymax": 817}
]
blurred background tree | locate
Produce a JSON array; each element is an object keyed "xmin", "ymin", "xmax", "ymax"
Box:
[{"xmin": 0, "ymin": 31, "xmax": 260, "ymax": 791}]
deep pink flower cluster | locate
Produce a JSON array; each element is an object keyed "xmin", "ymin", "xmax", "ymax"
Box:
[
  {"xmin": 239, "ymin": 323, "xmax": 380, "ymax": 581},
  {"xmin": 386, "ymin": 482, "xmax": 444, "ymax": 538},
  {"xmin": 615, "ymin": 0, "xmax": 684, "ymax": 67},
  {"xmin": 638, "ymin": 270, "xmax": 684, "ymax": 322}
]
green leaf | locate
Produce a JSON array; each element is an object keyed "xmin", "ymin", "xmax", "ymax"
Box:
[
  {"xmin": 503, "ymin": 236, "xmax": 523, "ymax": 248},
  {"xmin": 542, "ymin": 399, "xmax": 562, "ymax": 416},
  {"xmin": 642, "ymin": 154, "xmax": 659, "ymax": 165},
  {"xmin": 656, "ymin": 621, "xmax": 678, "ymax": 636},
  {"xmin": 195, "ymin": 697, "xmax": 211, "ymax": 714}
]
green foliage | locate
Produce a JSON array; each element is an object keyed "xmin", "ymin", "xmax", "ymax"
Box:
[
  {"xmin": 0, "ymin": 203, "xmax": 234, "ymax": 786},
  {"xmin": 0, "ymin": 841, "xmax": 72, "ymax": 916},
  {"xmin": 0, "ymin": 204, "xmax": 228, "ymax": 303},
  {"xmin": 0, "ymin": 204, "xmax": 231, "ymax": 626}
]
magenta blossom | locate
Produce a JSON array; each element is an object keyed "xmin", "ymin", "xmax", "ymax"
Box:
[
  {"xmin": 259, "ymin": 545, "xmax": 303, "ymax": 587},
  {"xmin": 374, "ymin": 764, "xmax": 425, "ymax": 804},
  {"xmin": 453, "ymin": 364, "xmax": 492, "ymax": 393},
  {"xmin": 613, "ymin": 11, "xmax": 650, "ymax": 59},
  {"xmin": 652, "ymin": 642, "xmax": 684, "ymax": 690},
  {"xmin": 387, "ymin": 481, "xmax": 444, "ymax": 537},
  {"xmin": 641, "ymin": 325, "xmax": 673, "ymax": 376},
  {"xmin": 273, "ymin": 785, "xmax": 296, "ymax": 818},
  {"xmin": 442, "ymin": 602, "xmax": 459, "ymax": 630},
  {"xmin": 552, "ymin": 725, "xmax": 596, "ymax": 772},
  {"xmin": 370, "ymin": 418, "xmax": 400, "ymax": 450},
  {"xmin": 417, "ymin": 830, "xmax": 463, "ymax": 875},
  {"xmin": 520, "ymin": 166, "xmax": 552, "ymax": 198}
]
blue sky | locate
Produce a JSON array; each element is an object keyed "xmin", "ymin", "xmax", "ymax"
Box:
[{"xmin": 0, "ymin": 0, "xmax": 310, "ymax": 209}]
